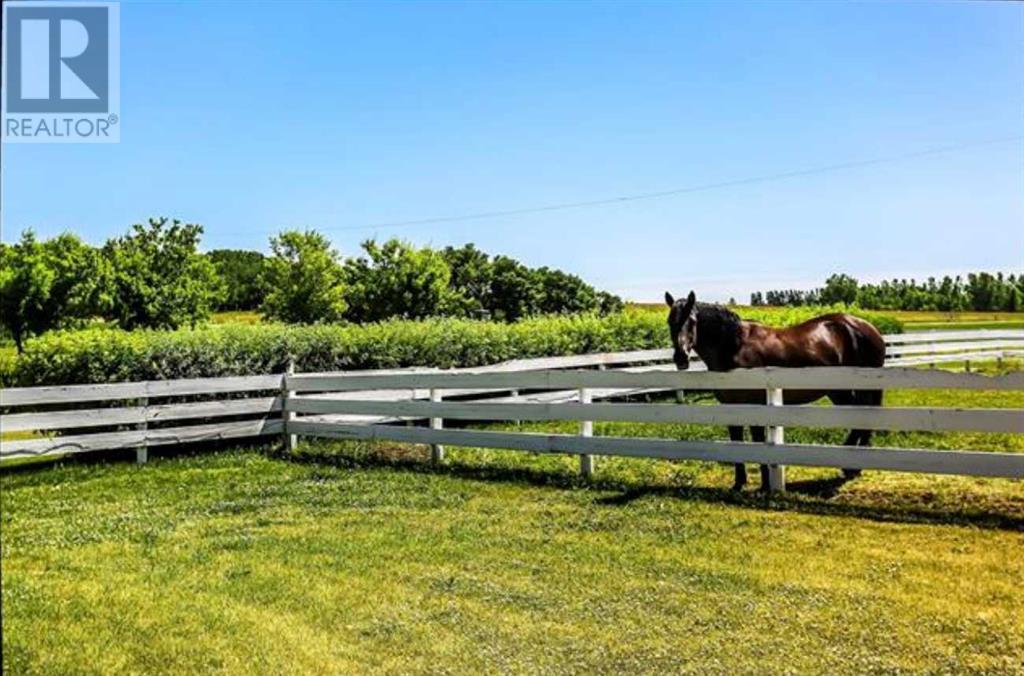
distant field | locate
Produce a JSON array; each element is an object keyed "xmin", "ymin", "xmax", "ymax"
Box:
[
  {"xmin": 887, "ymin": 310, "xmax": 1024, "ymax": 331},
  {"xmin": 626, "ymin": 304, "xmax": 1024, "ymax": 331}
]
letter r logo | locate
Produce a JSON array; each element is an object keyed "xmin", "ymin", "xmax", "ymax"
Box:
[{"xmin": 4, "ymin": 6, "xmax": 110, "ymax": 113}]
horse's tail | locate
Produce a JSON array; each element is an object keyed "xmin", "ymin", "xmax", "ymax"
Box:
[
  {"xmin": 841, "ymin": 315, "xmax": 885, "ymax": 455},
  {"xmin": 840, "ymin": 315, "xmax": 886, "ymax": 368}
]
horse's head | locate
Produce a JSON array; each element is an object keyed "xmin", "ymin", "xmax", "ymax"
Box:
[{"xmin": 664, "ymin": 290, "xmax": 698, "ymax": 370}]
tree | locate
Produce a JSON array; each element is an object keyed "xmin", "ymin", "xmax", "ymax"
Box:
[
  {"xmin": 440, "ymin": 243, "xmax": 622, "ymax": 319},
  {"xmin": 755, "ymin": 271, "xmax": 1021, "ymax": 311},
  {"xmin": 819, "ymin": 273, "xmax": 859, "ymax": 305},
  {"xmin": 441, "ymin": 244, "xmax": 493, "ymax": 317},
  {"xmin": 535, "ymin": 268, "xmax": 599, "ymax": 315},
  {"xmin": 260, "ymin": 230, "xmax": 347, "ymax": 324},
  {"xmin": 597, "ymin": 290, "xmax": 624, "ymax": 314},
  {"xmin": 104, "ymin": 218, "xmax": 224, "ymax": 330},
  {"xmin": 344, "ymin": 238, "xmax": 458, "ymax": 323},
  {"xmin": 0, "ymin": 231, "xmax": 109, "ymax": 351},
  {"xmin": 966, "ymin": 273, "xmax": 997, "ymax": 311},
  {"xmin": 487, "ymin": 256, "xmax": 544, "ymax": 321},
  {"xmin": 207, "ymin": 249, "xmax": 267, "ymax": 311}
]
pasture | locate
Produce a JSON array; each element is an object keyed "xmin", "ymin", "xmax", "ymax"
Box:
[
  {"xmin": 2, "ymin": 362, "xmax": 1023, "ymax": 674},
  {"xmin": 623, "ymin": 304, "xmax": 1024, "ymax": 331},
  {"xmin": 886, "ymin": 310, "xmax": 1024, "ymax": 331}
]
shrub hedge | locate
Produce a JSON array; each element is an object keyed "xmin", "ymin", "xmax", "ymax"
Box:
[{"xmin": 2, "ymin": 307, "xmax": 902, "ymax": 387}]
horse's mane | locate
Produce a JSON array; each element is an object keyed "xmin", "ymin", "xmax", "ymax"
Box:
[
  {"xmin": 695, "ymin": 303, "xmax": 743, "ymax": 352},
  {"xmin": 696, "ymin": 302, "xmax": 741, "ymax": 329}
]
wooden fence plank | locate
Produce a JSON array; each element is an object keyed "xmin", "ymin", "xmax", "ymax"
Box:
[
  {"xmin": 287, "ymin": 397, "xmax": 1024, "ymax": 433},
  {"xmin": 886, "ymin": 340, "xmax": 1024, "ymax": 357},
  {"xmin": 766, "ymin": 387, "xmax": 785, "ymax": 491},
  {"xmin": 135, "ymin": 397, "xmax": 149, "ymax": 464},
  {"xmin": 430, "ymin": 389, "xmax": 444, "ymax": 464},
  {"xmin": 288, "ymin": 421, "xmax": 1024, "ymax": 479},
  {"xmin": 579, "ymin": 387, "xmax": 594, "ymax": 477},
  {"xmin": 0, "ymin": 419, "xmax": 283, "ymax": 459},
  {"xmin": 283, "ymin": 361, "xmax": 296, "ymax": 452},
  {"xmin": 1, "ymin": 374, "xmax": 283, "ymax": 407},
  {"xmin": 288, "ymin": 366, "xmax": 1024, "ymax": 394},
  {"xmin": 887, "ymin": 351, "xmax": 1024, "ymax": 367},
  {"xmin": 884, "ymin": 329, "xmax": 1024, "ymax": 344},
  {"xmin": 3, "ymin": 397, "xmax": 283, "ymax": 432}
]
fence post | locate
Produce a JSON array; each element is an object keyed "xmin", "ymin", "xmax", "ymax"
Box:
[
  {"xmin": 283, "ymin": 359, "xmax": 296, "ymax": 453},
  {"xmin": 766, "ymin": 387, "xmax": 786, "ymax": 492},
  {"xmin": 135, "ymin": 397, "xmax": 148, "ymax": 465},
  {"xmin": 510, "ymin": 389, "xmax": 520, "ymax": 426},
  {"xmin": 430, "ymin": 388, "xmax": 444, "ymax": 464},
  {"xmin": 579, "ymin": 387, "xmax": 594, "ymax": 478}
]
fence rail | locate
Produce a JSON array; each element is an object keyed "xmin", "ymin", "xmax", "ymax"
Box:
[
  {"xmin": 2, "ymin": 329, "xmax": 1022, "ymax": 490},
  {"xmin": 288, "ymin": 421, "xmax": 1022, "ymax": 480}
]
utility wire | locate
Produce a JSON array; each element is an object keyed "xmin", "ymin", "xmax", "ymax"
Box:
[{"xmin": 266, "ymin": 135, "xmax": 1024, "ymax": 235}]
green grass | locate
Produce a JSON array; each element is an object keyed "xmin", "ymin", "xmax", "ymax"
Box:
[
  {"xmin": 3, "ymin": 366, "xmax": 1024, "ymax": 673},
  {"xmin": 886, "ymin": 310, "xmax": 1024, "ymax": 323},
  {"xmin": 905, "ymin": 320, "xmax": 1024, "ymax": 331},
  {"xmin": 886, "ymin": 310, "xmax": 1024, "ymax": 332}
]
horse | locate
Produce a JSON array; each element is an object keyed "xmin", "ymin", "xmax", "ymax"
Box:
[{"xmin": 664, "ymin": 291, "xmax": 886, "ymax": 490}]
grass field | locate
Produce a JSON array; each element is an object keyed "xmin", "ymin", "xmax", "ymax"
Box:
[
  {"xmin": 880, "ymin": 310, "xmax": 1024, "ymax": 331},
  {"xmin": 625, "ymin": 304, "xmax": 1024, "ymax": 331},
  {"xmin": 3, "ymin": 364, "xmax": 1023, "ymax": 673}
]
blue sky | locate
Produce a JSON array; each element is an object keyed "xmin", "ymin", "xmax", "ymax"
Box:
[{"xmin": 3, "ymin": 0, "xmax": 1022, "ymax": 301}]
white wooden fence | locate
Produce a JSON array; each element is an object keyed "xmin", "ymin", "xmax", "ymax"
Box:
[
  {"xmin": 1, "ymin": 329, "xmax": 1022, "ymax": 492},
  {"xmin": 284, "ymin": 365, "xmax": 1024, "ymax": 490},
  {"xmin": 883, "ymin": 329, "xmax": 1024, "ymax": 368}
]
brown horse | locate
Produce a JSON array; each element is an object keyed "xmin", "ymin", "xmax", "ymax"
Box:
[{"xmin": 664, "ymin": 291, "xmax": 886, "ymax": 490}]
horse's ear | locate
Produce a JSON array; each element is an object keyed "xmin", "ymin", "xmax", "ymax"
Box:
[
  {"xmin": 664, "ymin": 291, "xmax": 674, "ymax": 307},
  {"xmin": 682, "ymin": 290, "xmax": 696, "ymax": 313}
]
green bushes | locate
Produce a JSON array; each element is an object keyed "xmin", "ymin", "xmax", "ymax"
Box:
[
  {"xmin": 6, "ymin": 314, "xmax": 656, "ymax": 386},
  {"xmin": 3, "ymin": 307, "xmax": 902, "ymax": 387}
]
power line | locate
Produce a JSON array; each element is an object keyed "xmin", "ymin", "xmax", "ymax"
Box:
[{"xmin": 256, "ymin": 135, "xmax": 1023, "ymax": 235}]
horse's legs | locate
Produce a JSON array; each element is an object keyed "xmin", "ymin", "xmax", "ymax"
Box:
[
  {"xmin": 728, "ymin": 426, "xmax": 746, "ymax": 490},
  {"xmin": 749, "ymin": 426, "xmax": 769, "ymax": 490},
  {"xmin": 829, "ymin": 391, "xmax": 866, "ymax": 479},
  {"xmin": 853, "ymin": 390, "xmax": 884, "ymax": 448}
]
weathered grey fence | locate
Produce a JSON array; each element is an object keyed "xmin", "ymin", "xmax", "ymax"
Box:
[
  {"xmin": 2, "ymin": 329, "xmax": 1022, "ymax": 493},
  {"xmin": 1, "ymin": 376, "xmax": 283, "ymax": 463}
]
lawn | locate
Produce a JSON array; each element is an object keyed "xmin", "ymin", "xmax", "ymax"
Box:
[{"xmin": 3, "ymin": 370, "xmax": 1023, "ymax": 674}]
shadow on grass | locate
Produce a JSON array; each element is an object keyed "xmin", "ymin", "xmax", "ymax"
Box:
[
  {"xmin": 282, "ymin": 444, "xmax": 1024, "ymax": 532},
  {"xmin": 0, "ymin": 440, "xmax": 274, "ymax": 483}
]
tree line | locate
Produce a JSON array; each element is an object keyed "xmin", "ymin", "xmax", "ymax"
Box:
[
  {"xmin": 750, "ymin": 273, "xmax": 1023, "ymax": 311},
  {"xmin": 0, "ymin": 218, "xmax": 622, "ymax": 351}
]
